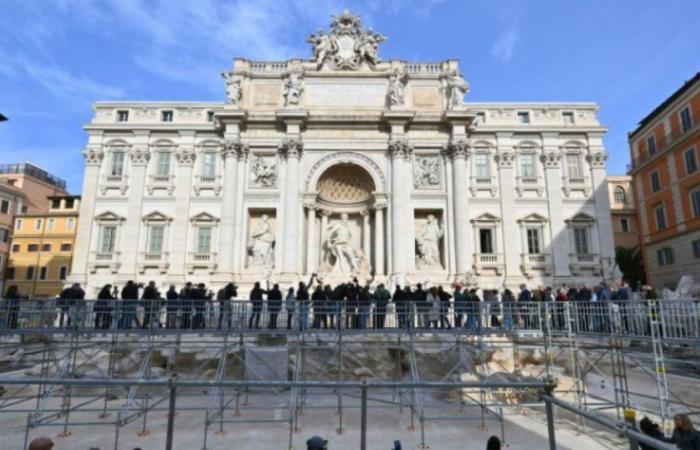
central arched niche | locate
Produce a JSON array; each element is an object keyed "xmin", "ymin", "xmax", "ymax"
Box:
[{"xmin": 316, "ymin": 163, "xmax": 376, "ymax": 206}]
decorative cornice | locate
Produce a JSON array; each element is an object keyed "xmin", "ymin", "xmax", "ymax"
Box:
[
  {"xmin": 82, "ymin": 147, "xmax": 104, "ymax": 166},
  {"xmin": 388, "ymin": 139, "xmax": 413, "ymax": 161},
  {"xmin": 278, "ymin": 138, "xmax": 303, "ymax": 159}
]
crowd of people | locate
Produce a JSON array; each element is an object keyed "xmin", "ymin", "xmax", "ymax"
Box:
[{"xmin": 1, "ymin": 275, "xmax": 664, "ymax": 334}]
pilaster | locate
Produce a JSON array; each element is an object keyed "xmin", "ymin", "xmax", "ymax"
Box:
[{"xmin": 120, "ymin": 131, "xmax": 150, "ymax": 275}]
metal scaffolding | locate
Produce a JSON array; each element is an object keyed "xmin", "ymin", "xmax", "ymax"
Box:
[{"xmin": 0, "ymin": 299, "xmax": 698, "ymax": 449}]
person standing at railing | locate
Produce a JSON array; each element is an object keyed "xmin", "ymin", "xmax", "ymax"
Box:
[
  {"xmin": 267, "ymin": 283, "xmax": 282, "ymax": 329},
  {"xmin": 311, "ymin": 284, "xmax": 327, "ymax": 329},
  {"xmin": 297, "ymin": 274, "xmax": 315, "ymax": 331},
  {"xmin": 4, "ymin": 285, "xmax": 20, "ymax": 329},
  {"xmin": 668, "ymin": 413, "xmax": 700, "ymax": 450},
  {"xmin": 426, "ymin": 286, "xmax": 440, "ymax": 329},
  {"xmin": 393, "ymin": 284, "xmax": 406, "ymax": 329},
  {"xmin": 437, "ymin": 286, "xmax": 452, "ymax": 329},
  {"xmin": 165, "ymin": 285, "xmax": 179, "ymax": 329},
  {"xmin": 119, "ymin": 280, "xmax": 140, "ymax": 330},
  {"xmin": 373, "ymin": 283, "xmax": 390, "ymax": 329},
  {"xmin": 191, "ymin": 283, "xmax": 209, "ymax": 329},
  {"xmin": 285, "ymin": 286, "xmax": 296, "ymax": 330},
  {"xmin": 179, "ymin": 282, "xmax": 194, "ymax": 330},
  {"xmin": 217, "ymin": 282, "xmax": 237, "ymax": 330},
  {"xmin": 324, "ymin": 284, "xmax": 335, "ymax": 328},
  {"xmin": 501, "ymin": 289, "xmax": 515, "ymax": 330},
  {"xmin": 249, "ymin": 282, "xmax": 267, "ymax": 329},
  {"xmin": 95, "ymin": 284, "xmax": 114, "ymax": 330},
  {"xmin": 141, "ymin": 281, "xmax": 162, "ymax": 330},
  {"xmin": 576, "ymin": 284, "xmax": 592, "ymax": 332},
  {"xmin": 466, "ymin": 288, "xmax": 481, "ymax": 330},
  {"xmin": 412, "ymin": 283, "xmax": 428, "ymax": 329},
  {"xmin": 57, "ymin": 283, "xmax": 77, "ymax": 328},
  {"xmin": 331, "ymin": 283, "xmax": 346, "ymax": 329},
  {"xmin": 453, "ymin": 284, "xmax": 466, "ymax": 327},
  {"xmin": 517, "ymin": 284, "xmax": 532, "ymax": 329},
  {"xmin": 358, "ymin": 284, "xmax": 372, "ymax": 329}
]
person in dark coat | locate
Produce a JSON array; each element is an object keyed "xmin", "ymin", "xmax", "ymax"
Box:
[
  {"xmin": 179, "ymin": 282, "xmax": 193, "ymax": 329},
  {"xmin": 412, "ymin": 283, "xmax": 428, "ymax": 328},
  {"xmin": 393, "ymin": 285, "xmax": 405, "ymax": 329},
  {"xmin": 311, "ymin": 285, "xmax": 327, "ymax": 329},
  {"xmin": 217, "ymin": 283, "xmax": 237, "ymax": 330},
  {"xmin": 165, "ymin": 285, "xmax": 179, "ymax": 329},
  {"xmin": 324, "ymin": 284, "xmax": 336, "ymax": 328},
  {"xmin": 297, "ymin": 274, "xmax": 314, "ymax": 331},
  {"xmin": 453, "ymin": 285, "xmax": 466, "ymax": 327},
  {"xmin": 437, "ymin": 286, "xmax": 452, "ymax": 329},
  {"xmin": 267, "ymin": 283, "xmax": 282, "ymax": 329},
  {"xmin": 141, "ymin": 281, "xmax": 161, "ymax": 330},
  {"xmin": 669, "ymin": 414, "xmax": 700, "ymax": 450},
  {"xmin": 4, "ymin": 285, "xmax": 21, "ymax": 329},
  {"xmin": 466, "ymin": 288, "xmax": 481, "ymax": 330},
  {"xmin": 249, "ymin": 282, "xmax": 266, "ymax": 329},
  {"xmin": 517, "ymin": 284, "xmax": 532, "ymax": 329},
  {"xmin": 345, "ymin": 280, "xmax": 359, "ymax": 329},
  {"xmin": 358, "ymin": 284, "xmax": 372, "ymax": 329},
  {"xmin": 639, "ymin": 417, "xmax": 665, "ymax": 450},
  {"xmin": 95, "ymin": 284, "xmax": 114, "ymax": 330},
  {"xmin": 373, "ymin": 283, "xmax": 390, "ymax": 329},
  {"xmin": 119, "ymin": 280, "xmax": 140, "ymax": 330},
  {"xmin": 192, "ymin": 283, "xmax": 208, "ymax": 329},
  {"xmin": 486, "ymin": 435, "xmax": 501, "ymax": 450},
  {"xmin": 57, "ymin": 284, "xmax": 76, "ymax": 328}
]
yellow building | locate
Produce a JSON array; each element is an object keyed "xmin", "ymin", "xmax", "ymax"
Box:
[{"xmin": 6, "ymin": 196, "xmax": 80, "ymax": 298}]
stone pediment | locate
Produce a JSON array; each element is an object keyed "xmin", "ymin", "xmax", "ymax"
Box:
[
  {"xmin": 471, "ymin": 213, "xmax": 500, "ymax": 223},
  {"xmin": 190, "ymin": 212, "xmax": 220, "ymax": 223},
  {"xmin": 94, "ymin": 211, "xmax": 125, "ymax": 222},
  {"xmin": 566, "ymin": 212, "xmax": 595, "ymax": 223},
  {"xmin": 518, "ymin": 213, "xmax": 548, "ymax": 223},
  {"xmin": 142, "ymin": 211, "xmax": 172, "ymax": 222}
]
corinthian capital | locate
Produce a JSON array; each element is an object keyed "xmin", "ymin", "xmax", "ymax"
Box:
[
  {"xmin": 540, "ymin": 152, "xmax": 562, "ymax": 169},
  {"xmin": 175, "ymin": 148, "xmax": 197, "ymax": 166},
  {"xmin": 222, "ymin": 139, "xmax": 250, "ymax": 160},
  {"xmin": 586, "ymin": 151, "xmax": 607, "ymax": 168},
  {"xmin": 445, "ymin": 139, "xmax": 469, "ymax": 160},
  {"xmin": 388, "ymin": 139, "xmax": 413, "ymax": 161},
  {"xmin": 278, "ymin": 138, "xmax": 303, "ymax": 159},
  {"xmin": 494, "ymin": 151, "xmax": 515, "ymax": 168},
  {"xmin": 129, "ymin": 147, "xmax": 151, "ymax": 166},
  {"xmin": 82, "ymin": 147, "xmax": 104, "ymax": 166}
]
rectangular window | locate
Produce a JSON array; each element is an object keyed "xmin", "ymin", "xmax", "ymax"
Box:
[
  {"xmin": 60, "ymin": 243, "xmax": 72, "ymax": 252},
  {"xmin": 41, "ymin": 243, "xmax": 51, "ymax": 252},
  {"xmin": 474, "ymin": 112, "xmax": 485, "ymax": 125},
  {"xmin": 657, "ymin": 247, "xmax": 674, "ymax": 265},
  {"xmin": 51, "ymin": 198, "xmax": 61, "ymax": 209},
  {"xmin": 647, "ymin": 135, "xmax": 657, "ymax": 156},
  {"xmin": 650, "ymin": 171, "xmax": 661, "ymax": 193},
  {"xmin": 11, "ymin": 244, "xmax": 20, "ymax": 252},
  {"xmin": 64, "ymin": 198, "xmax": 75, "ymax": 209},
  {"xmin": 5, "ymin": 267, "xmax": 15, "ymax": 280},
  {"xmin": 517, "ymin": 112, "xmax": 530, "ymax": 124},
  {"xmin": 15, "ymin": 219, "xmax": 22, "ymax": 230},
  {"xmin": 196, "ymin": 226, "xmax": 212, "ymax": 253},
  {"xmin": 207, "ymin": 111, "xmax": 215, "ymax": 122},
  {"xmin": 654, "ymin": 205, "xmax": 667, "ymax": 230},
  {"xmin": 474, "ymin": 154, "xmax": 490, "ymax": 179},
  {"xmin": 161, "ymin": 110, "xmax": 173, "ymax": 122},
  {"xmin": 562, "ymin": 111, "xmax": 575, "ymax": 125},
  {"xmin": 39, "ymin": 266, "xmax": 48, "ymax": 280},
  {"xmin": 573, "ymin": 227, "xmax": 589, "ymax": 254},
  {"xmin": 26, "ymin": 266, "xmax": 35, "ymax": 280},
  {"xmin": 693, "ymin": 239, "xmax": 700, "ymax": 258},
  {"xmin": 59, "ymin": 266, "xmax": 68, "ymax": 280},
  {"xmin": 111, "ymin": 151, "xmax": 125, "ymax": 176},
  {"xmin": 202, "ymin": 153, "xmax": 216, "ymax": 177},
  {"xmin": 680, "ymin": 106, "xmax": 693, "ymax": 133},
  {"xmin": 156, "ymin": 152, "xmax": 171, "ymax": 177},
  {"xmin": 520, "ymin": 154, "xmax": 536, "ymax": 178},
  {"xmin": 27, "ymin": 244, "xmax": 39, "ymax": 252},
  {"xmin": 0, "ymin": 228, "xmax": 7, "ymax": 243},
  {"xmin": 526, "ymin": 228, "xmax": 541, "ymax": 254},
  {"xmin": 690, "ymin": 188, "xmax": 700, "ymax": 218},
  {"xmin": 148, "ymin": 225, "xmax": 165, "ymax": 254},
  {"xmin": 47, "ymin": 218, "xmax": 55, "ymax": 230},
  {"xmin": 620, "ymin": 218, "xmax": 630, "ymax": 233},
  {"xmin": 479, "ymin": 228, "xmax": 494, "ymax": 254},
  {"xmin": 0, "ymin": 199, "xmax": 9, "ymax": 214},
  {"xmin": 685, "ymin": 147, "xmax": 698, "ymax": 175},
  {"xmin": 117, "ymin": 110, "xmax": 129, "ymax": 122},
  {"xmin": 100, "ymin": 225, "xmax": 117, "ymax": 253},
  {"xmin": 66, "ymin": 218, "xmax": 75, "ymax": 230},
  {"xmin": 566, "ymin": 154, "xmax": 582, "ymax": 180},
  {"xmin": 35, "ymin": 219, "xmax": 43, "ymax": 231}
]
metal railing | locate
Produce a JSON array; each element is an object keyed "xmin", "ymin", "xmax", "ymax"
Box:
[{"xmin": 0, "ymin": 299, "xmax": 697, "ymax": 342}]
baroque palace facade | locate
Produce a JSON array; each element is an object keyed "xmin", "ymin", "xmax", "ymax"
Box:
[{"xmin": 70, "ymin": 11, "xmax": 614, "ymax": 295}]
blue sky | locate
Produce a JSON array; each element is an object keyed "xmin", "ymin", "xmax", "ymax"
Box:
[{"xmin": 1, "ymin": 0, "xmax": 698, "ymax": 193}]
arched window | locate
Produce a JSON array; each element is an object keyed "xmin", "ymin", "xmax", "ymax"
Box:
[{"xmin": 614, "ymin": 186, "xmax": 626, "ymax": 204}]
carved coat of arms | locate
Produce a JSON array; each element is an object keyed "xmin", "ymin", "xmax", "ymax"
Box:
[{"xmin": 306, "ymin": 10, "xmax": 386, "ymax": 70}]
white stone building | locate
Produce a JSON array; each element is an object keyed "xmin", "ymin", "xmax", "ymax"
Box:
[{"xmin": 70, "ymin": 11, "xmax": 614, "ymax": 295}]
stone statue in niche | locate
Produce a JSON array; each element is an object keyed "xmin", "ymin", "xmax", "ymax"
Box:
[
  {"xmin": 283, "ymin": 71, "xmax": 304, "ymax": 107},
  {"xmin": 322, "ymin": 213, "xmax": 370, "ymax": 275},
  {"xmin": 250, "ymin": 156, "xmax": 276, "ymax": 187},
  {"xmin": 414, "ymin": 157, "xmax": 440, "ymax": 187},
  {"xmin": 387, "ymin": 66, "xmax": 407, "ymax": 108},
  {"xmin": 248, "ymin": 214, "xmax": 275, "ymax": 267},
  {"xmin": 221, "ymin": 70, "xmax": 242, "ymax": 106},
  {"xmin": 416, "ymin": 214, "xmax": 443, "ymax": 268},
  {"xmin": 446, "ymin": 69, "xmax": 469, "ymax": 110}
]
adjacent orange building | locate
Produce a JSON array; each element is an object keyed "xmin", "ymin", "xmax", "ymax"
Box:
[
  {"xmin": 628, "ymin": 72, "xmax": 700, "ymax": 288},
  {"xmin": 607, "ymin": 176, "xmax": 640, "ymax": 249}
]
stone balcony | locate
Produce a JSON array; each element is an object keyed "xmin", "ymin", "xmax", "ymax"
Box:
[
  {"xmin": 146, "ymin": 174, "xmax": 175, "ymax": 195},
  {"xmin": 186, "ymin": 252, "xmax": 218, "ymax": 273},
  {"xmin": 138, "ymin": 252, "xmax": 170, "ymax": 274},
  {"xmin": 99, "ymin": 174, "xmax": 129, "ymax": 195},
  {"xmin": 88, "ymin": 251, "xmax": 121, "ymax": 273},
  {"xmin": 193, "ymin": 175, "xmax": 222, "ymax": 196},
  {"xmin": 473, "ymin": 253, "xmax": 504, "ymax": 275},
  {"xmin": 469, "ymin": 176, "xmax": 497, "ymax": 196},
  {"xmin": 569, "ymin": 253, "xmax": 601, "ymax": 276},
  {"xmin": 520, "ymin": 253, "xmax": 552, "ymax": 276},
  {"xmin": 562, "ymin": 176, "xmax": 591, "ymax": 196},
  {"xmin": 515, "ymin": 175, "xmax": 544, "ymax": 196}
]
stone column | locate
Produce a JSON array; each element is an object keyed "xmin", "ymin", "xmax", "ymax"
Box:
[
  {"xmin": 120, "ymin": 136, "xmax": 150, "ymax": 275},
  {"xmin": 495, "ymin": 132, "xmax": 520, "ymax": 287},
  {"xmin": 373, "ymin": 204, "xmax": 386, "ymax": 275},
  {"xmin": 541, "ymin": 137, "xmax": 572, "ymax": 282},
  {"xmin": 361, "ymin": 209, "xmax": 371, "ymax": 270},
  {"xmin": 217, "ymin": 139, "xmax": 241, "ymax": 277},
  {"xmin": 586, "ymin": 135, "xmax": 615, "ymax": 274},
  {"xmin": 69, "ymin": 141, "xmax": 104, "ymax": 285},
  {"xmin": 168, "ymin": 138, "xmax": 196, "ymax": 279},
  {"xmin": 389, "ymin": 140, "xmax": 413, "ymax": 278},
  {"xmin": 305, "ymin": 204, "xmax": 317, "ymax": 274},
  {"xmin": 447, "ymin": 140, "xmax": 471, "ymax": 278},
  {"xmin": 320, "ymin": 209, "xmax": 331, "ymax": 269},
  {"xmin": 279, "ymin": 138, "xmax": 303, "ymax": 274},
  {"xmin": 232, "ymin": 148, "xmax": 248, "ymax": 273}
]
